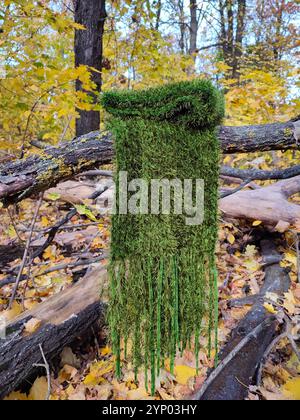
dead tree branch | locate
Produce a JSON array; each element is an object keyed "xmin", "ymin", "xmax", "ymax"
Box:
[
  {"xmin": 0, "ymin": 118, "xmax": 298, "ymax": 205},
  {"xmin": 220, "ymin": 175, "xmax": 300, "ymax": 227},
  {"xmin": 193, "ymin": 238, "xmax": 291, "ymax": 400}
]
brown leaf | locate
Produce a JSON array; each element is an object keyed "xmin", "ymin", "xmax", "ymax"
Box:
[{"xmin": 24, "ymin": 318, "xmax": 42, "ymax": 334}]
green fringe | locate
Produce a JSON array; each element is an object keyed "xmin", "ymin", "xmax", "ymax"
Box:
[{"xmin": 108, "ymin": 253, "xmax": 218, "ymax": 395}]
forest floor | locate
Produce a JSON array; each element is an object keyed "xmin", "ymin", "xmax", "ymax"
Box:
[{"xmin": 0, "ymin": 157, "xmax": 300, "ymax": 401}]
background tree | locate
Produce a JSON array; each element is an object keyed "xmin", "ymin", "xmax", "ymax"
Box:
[
  {"xmin": 0, "ymin": 0, "xmax": 298, "ymax": 151},
  {"xmin": 217, "ymin": 0, "xmax": 247, "ymax": 80},
  {"xmin": 0, "ymin": 0, "xmax": 299, "ymax": 402},
  {"xmin": 74, "ymin": 0, "xmax": 107, "ymax": 136}
]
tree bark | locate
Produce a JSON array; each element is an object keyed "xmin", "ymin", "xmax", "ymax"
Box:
[
  {"xmin": 233, "ymin": 0, "xmax": 246, "ymax": 79},
  {"xmin": 219, "ymin": 118, "xmax": 298, "ymax": 153},
  {"xmin": 74, "ymin": 0, "xmax": 107, "ymax": 137},
  {"xmin": 0, "ymin": 118, "xmax": 298, "ymax": 205},
  {"xmin": 221, "ymin": 164, "xmax": 300, "ymax": 181},
  {"xmin": 218, "ymin": 0, "xmax": 247, "ymax": 80},
  {"xmin": 155, "ymin": 0, "xmax": 162, "ymax": 31},
  {"xmin": 0, "ymin": 267, "xmax": 107, "ymax": 399},
  {"xmin": 178, "ymin": 0, "xmax": 186, "ymax": 53},
  {"xmin": 220, "ymin": 175, "xmax": 300, "ymax": 227},
  {"xmin": 0, "ymin": 131, "xmax": 113, "ymax": 206},
  {"xmin": 189, "ymin": 0, "xmax": 198, "ymax": 59}
]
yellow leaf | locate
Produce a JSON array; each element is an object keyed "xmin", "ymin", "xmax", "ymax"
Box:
[
  {"xmin": 252, "ymin": 220, "xmax": 262, "ymax": 226},
  {"xmin": 283, "ymin": 290, "xmax": 296, "ymax": 315},
  {"xmin": 174, "ymin": 365, "xmax": 197, "ymax": 385},
  {"xmin": 263, "ymin": 303, "xmax": 278, "ymax": 314},
  {"xmin": 4, "ymin": 391, "xmax": 28, "ymax": 400},
  {"xmin": 126, "ymin": 388, "xmax": 151, "ymax": 400},
  {"xmin": 244, "ymin": 259, "xmax": 261, "ymax": 272},
  {"xmin": 58, "ymin": 365, "xmax": 78, "ymax": 383},
  {"xmin": 282, "ymin": 377, "xmax": 300, "ymax": 400},
  {"xmin": 43, "ymin": 246, "xmax": 57, "ymax": 261},
  {"xmin": 83, "ymin": 360, "xmax": 114, "ymax": 385},
  {"xmin": 100, "ymin": 346, "xmax": 112, "ymax": 356},
  {"xmin": 244, "ymin": 245, "xmax": 257, "ymax": 258},
  {"xmin": 29, "ymin": 377, "xmax": 49, "ymax": 400},
  {"xmin": 227, "ymin": 233, "xmax": 235, "ymax": 245},
  {"xmin": 2, "ymin": 301, "xmax": 22, "ymax": 321},
  {"xmin": 283, "ymin": 252, "xmax": 297, "ymax": 268},
  {"xmin": 6, "ymin": 225, "xmax": 16, "ymax": 238},
  {"xmin": 40, "ymin": 216, "xmax": 50, "ymax": 228},
  {"xmin": 42, "ymin": 133, "xmax": 53, "ymax": 140},
  {"xmin": 24, "ymin": 318, "xmax": 42, "ymax": 334},
  {"xmin": 72, "ymin": 22, "xmax": 86, "ymax": 30},
  {"xmin": 47, "ymin": 192, "xmax": 61, "ymax": 201}
]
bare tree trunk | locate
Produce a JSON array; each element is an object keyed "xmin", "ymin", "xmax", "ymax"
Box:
[
  {"xmin": 74, "ymin": 0, "xmax": 107, "ymax": 137},
  {"xmin": 189, "ymin": 0, "xmax": 198, "ymax": 60},
  {"xmin": 178, "ymin": 0, "xmax": 186, "ymax": 53},
  {"xmin": 218, "ymin": 0, "xmax": 247, "ymax": 81},
  {"xmin": 226, "ymin": 0, "xmax": 235, "ymax": 72},
  {"xmin": 273, "ymin": 0, "xmax": 284, "ymax": 62},
  {"xmin": 155, "ymin": 0, "xmax": 162, "ymax": 31},
  {"xmin": 233, "ymin": 0, "xmax": 246, "ymax": 79}
]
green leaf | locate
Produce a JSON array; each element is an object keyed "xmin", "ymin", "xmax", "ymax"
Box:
[{"xmin": 74, "ymin": 204, "xmax": 98, "ymax": 222}]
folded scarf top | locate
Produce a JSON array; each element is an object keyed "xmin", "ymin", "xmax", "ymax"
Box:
[{"xmin": 101, "ymin": 79, "xmax": 224, "ymax": 129}]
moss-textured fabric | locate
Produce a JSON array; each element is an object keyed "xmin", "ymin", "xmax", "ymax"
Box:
[{"xmin": 102, "ymin": 80, "xmax": 224, "ymax": 395}]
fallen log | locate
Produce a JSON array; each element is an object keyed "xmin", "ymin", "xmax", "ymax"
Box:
[
  {"xmin": 193, "ymin": 238, "xmax": 291, "ymax": 401},
  {"xmin": 0, "ymin": 240, "xmax": 292, "ymax": 400},
  {"xmin": 220, "ymin": 175, "xmax": 300, "ymax": 228},
  {"xmin": 0, "ymin": 131, "xmax": 113, "ymax": 206},
  {"xmin": 0, "ymin": 265, "xmax": 107, "ymax": 399},
  {"xmin": 0, "ymin": 117, "xmax": 299, "ymax": 205},
  {"xmin": 221, "ymin": 164, "xmax": 300, "ymax": 181}
]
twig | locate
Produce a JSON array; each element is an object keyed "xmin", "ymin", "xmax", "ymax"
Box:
[
  {"xmin": 59, "ymin": 115, "xmax": 72, "ymax": 142},
  {"xmin": 228, "ymin": 295, "xmax": 259, "ymax": 308},
  {"xmin": 18, "ymin": 221, "xmax": 102, "ymax": 234},
  {"xmin": 295, "ymin": 232, "xmax": 300, "ymax": 284},
  {"xmin": 32, "ymin": 344, "xmax": 51, "ymax": 400},
  {"xmin": 77, "ymin": 170, "xmax": 113, "ymax": 178},
  {"xmin": 256, "ymin": 314, "xmax": 300, "ymax": 386},
  {"xmin": 37, "ymin": 254, "xmax": 107, "ymax": 277},
  {"xmin": 90, "ymin": 185, "xmax": 110, "ymax": 200},
  {"xmin": 8, "ymin": 194, "xmax": 43, "ymax": 309},
  {"xmin": 0, "ymin": 254, "xmax": 107, "ymax": 288},
  {"xmin": 220, "ymin": 178, "xmax": 253, "ymax": 198},
  {"xmin": 7, "ymin": 206, "xmax": 24, "ymax": 245},
  {"xmin": 29, "ymin": 139, "xmax": 50, "ymax": 150},
  {"xmin": 32, "ymin": 184, "xmax": 109, "ymax": 259},
  {"xmin": 221, "ymin": 164, "xmax": 300, "ymax": 181},
  {"xmin": 32, "ymin": 208, "xmax": 77, "ymax": 259},
  {"xmin": 2, "ymin": 188, "xmax": 108, "ymax": 290},
  {"xmin": 21, "ymin": 249, "xmax": 33, "ymax": 311},
  {"xmin": 256, "ymin": 331, "xmax": 287, "ymax": 386},
  {"xmin": 287, "ymin": 333, "xmax": 300, "ymax": 362}
]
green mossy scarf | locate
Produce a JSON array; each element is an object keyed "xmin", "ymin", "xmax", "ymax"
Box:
[{"xmin": 102, "ymin": 79, "xmax": 224, "ymax": 395}]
